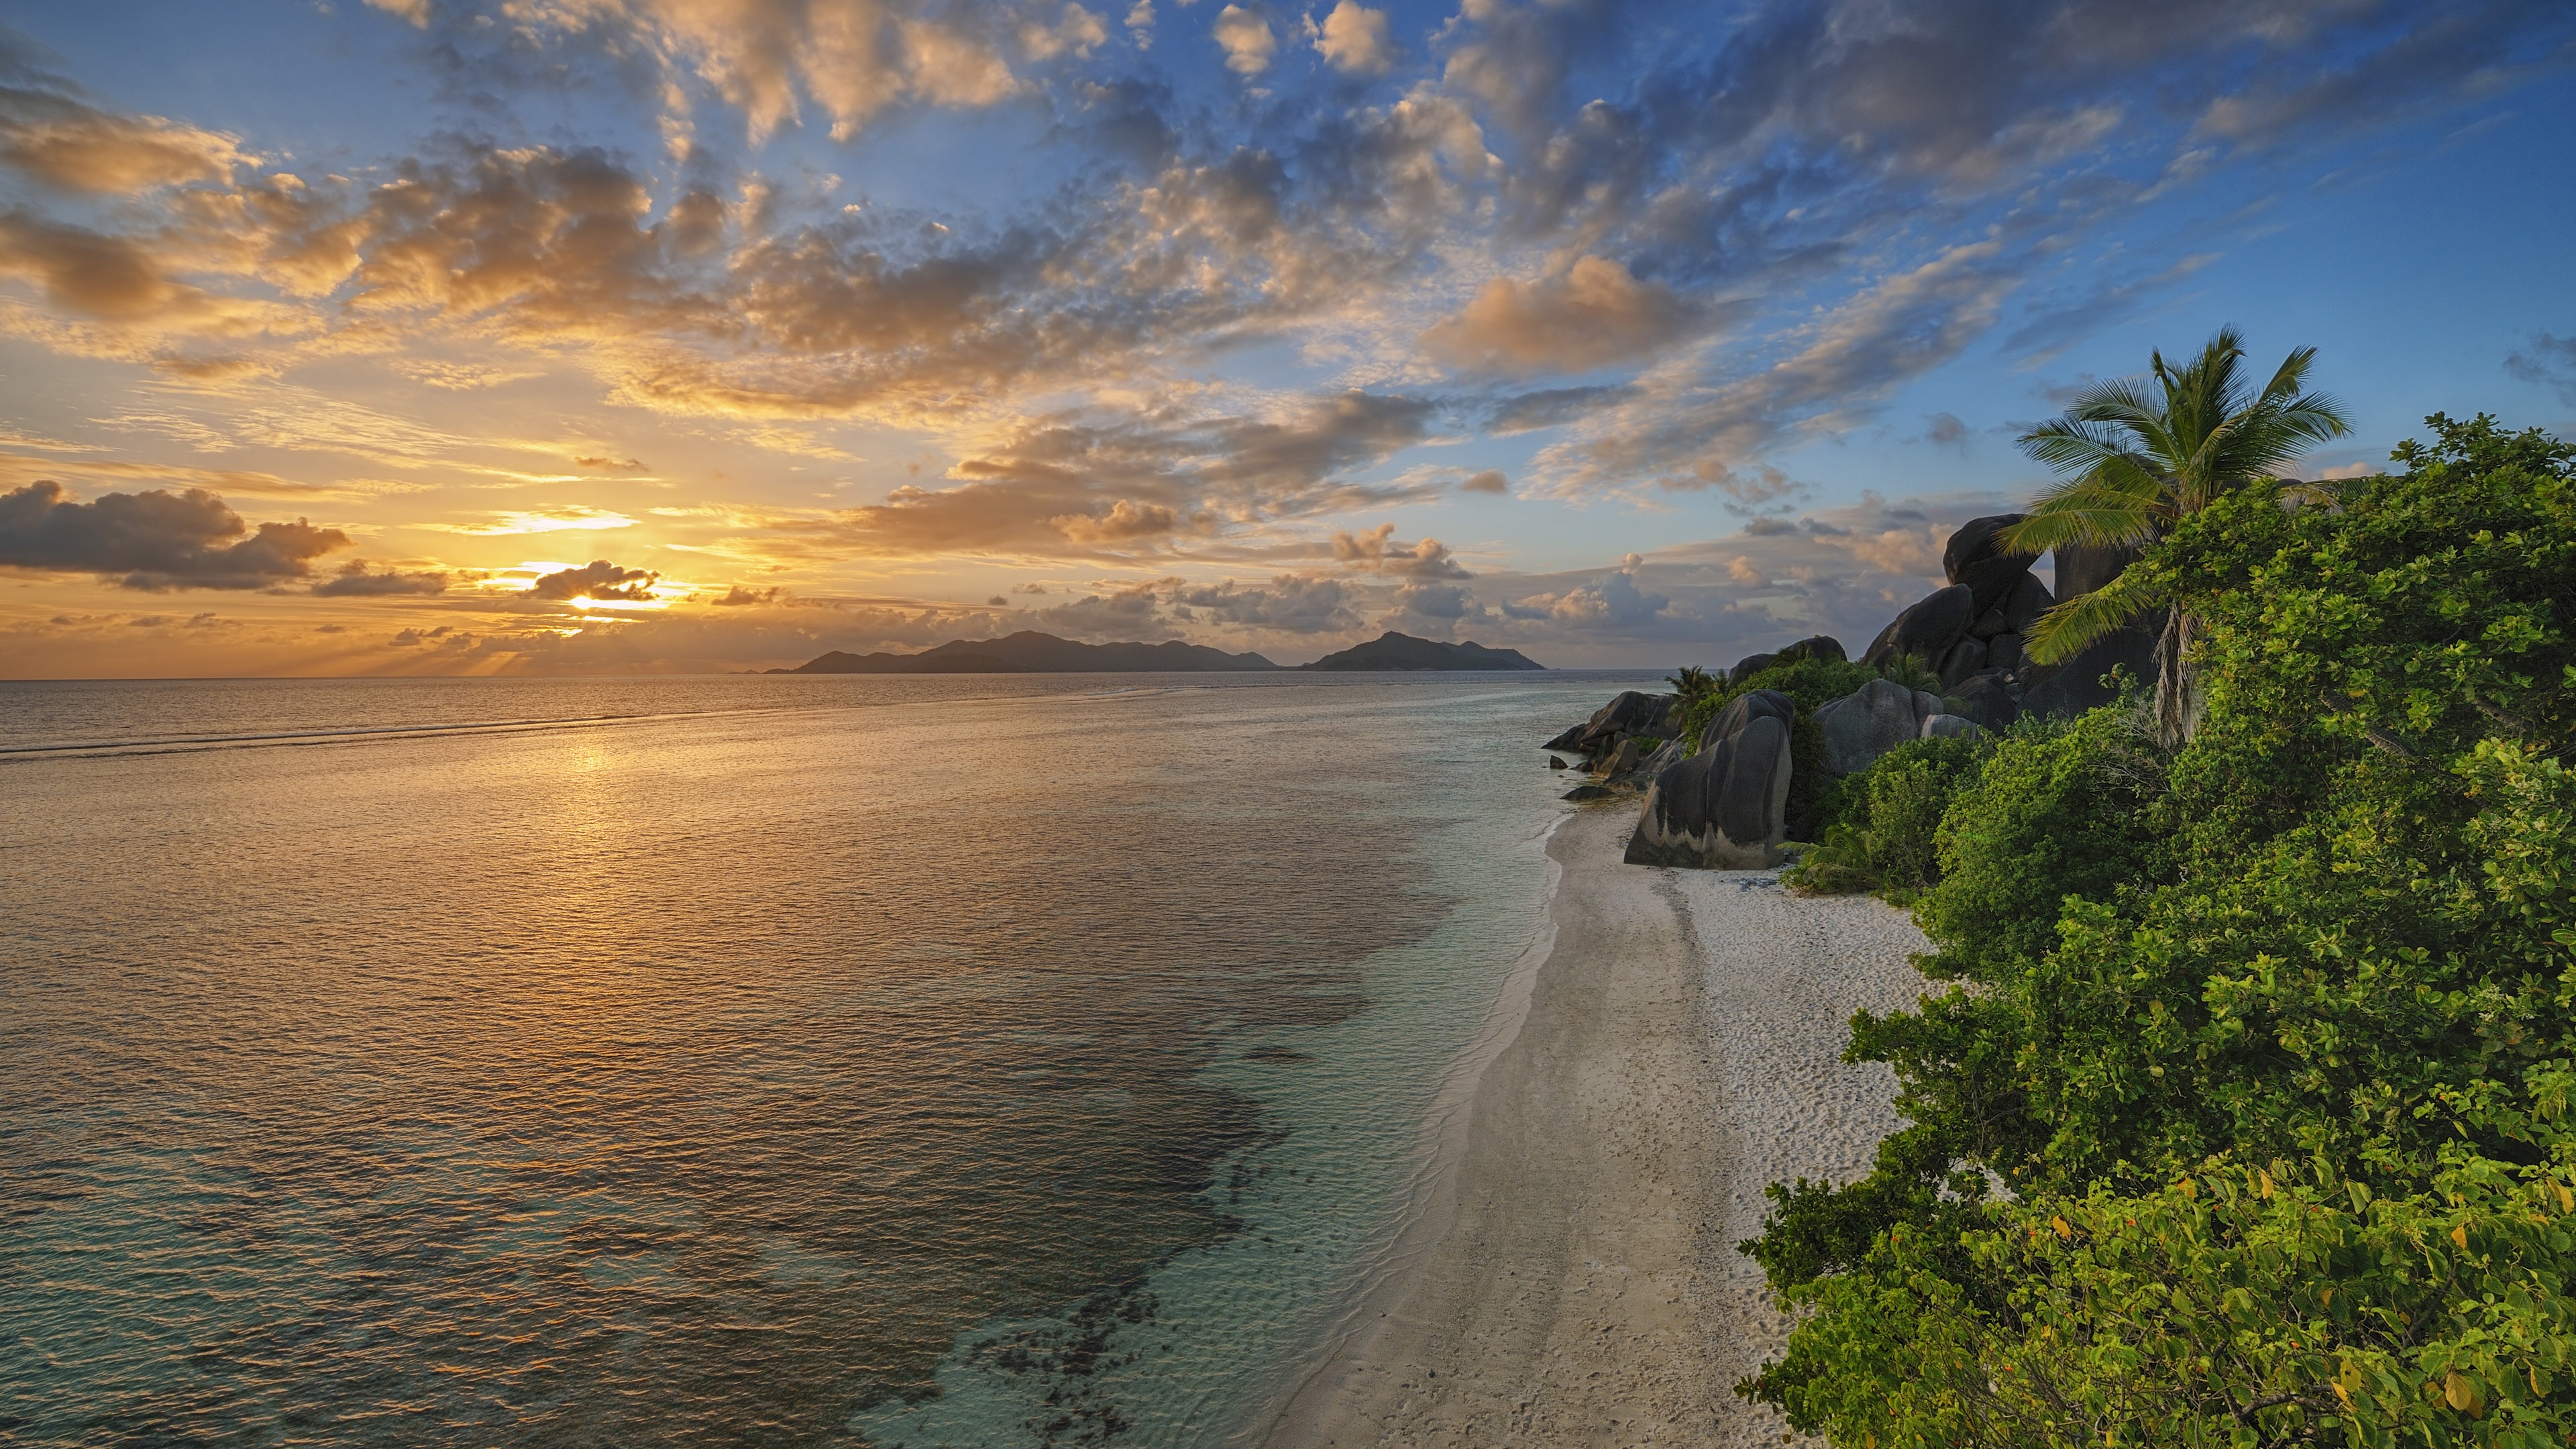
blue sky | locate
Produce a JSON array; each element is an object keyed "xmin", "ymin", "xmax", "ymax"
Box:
[{"xmin": 0, "ymin": 0, "xmax": 2570, "ymax": 674}]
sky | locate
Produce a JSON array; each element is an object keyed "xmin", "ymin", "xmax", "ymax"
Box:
[{"xmin": 0, "ymin": 0, "xmax": 2571, "ymax": 676}]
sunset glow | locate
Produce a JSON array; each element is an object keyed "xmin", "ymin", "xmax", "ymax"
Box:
[{"xmin": 0, "ymin": 3, "xmax": 2569, "ymax": 678}]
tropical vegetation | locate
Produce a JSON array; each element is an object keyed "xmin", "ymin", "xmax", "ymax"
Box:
[
  {"xmin": 1744, "ymin": 412, "xmax": 2576, "ymax": 1445},
  {"xmin": 2001, "ymin": 327, "xmax": 2353, "ymax": 746}
]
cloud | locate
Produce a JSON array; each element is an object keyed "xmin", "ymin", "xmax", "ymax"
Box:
[
  {"xmin": 1055, "ymin": 498, "xmax": 1183, "ymax": 542},
  {"xmin": 1424, "ymin": 256, "xmax": 1697, "ymax": 375},
  {"xmin": 1388, "ymin": 580, "xmax": 1472, "ymax": 621},
  {"xmin": 431, "ymin": 506, "xmax": 637, "ymax": 535},
  {"xmin": 711, "ymin": 583, "xmax": 782, "ymax": 605},
  {"xmin": 1532, "ymin": 241, "xmax": 2016, "ymax": 498},
  {"xmin": 394, "ymin": 359, "xmax": 539, "ymax": 390},
  {"xmin": 1171, "ymin": 573, "xmax": 1357, "ymax": 631},
  {"xmin": 1924, "ymin": 412, "xmax": 1968, "ymax": 447},
  {"xmin": 527, "ymin": 559, "xmax": 661, "ymax": 601},
  {"xmin": 1460, "ymin": 468, "xmax": 1510, "ymax": 494},
  {"xmin": 1330, "ymin": 522, "xmax": 1470, "ymax": 578},
  {"xmin": 1509, "ymin": 557, "xmax": 1668, "ymax": 627},
  {"xmin": 0, "ymin": 36, "xmax": 248, "ymax": 193},
  {"xmin": 1309, "ymin": 1, "xmax": 1394, "ymax": 74},
  {"xmin": 2506, "ymin": 332, "xmax": 2576, "ymax": 404},
  {"xmin": 388, "ymin": 0, "xmax": 1032, "ymax": 144},
  {"xmin": 1212, "ymin": 6, "xmax": 1277, "ymax": 74},
  {"xmin": 0, "ymin": 480, "xmax": 348, "ymax": 590},
  {"xmin": 812, "ymin": 390, "xmax": 1439, "ymax": 561},
  {"xmin": 1021, "ymin": 3, "xmax": 1110, "ymax": 60},
  {"xmin": 313, "ymin": 558, "xmax": 449, "ymax": 596},
  {"xmin": 1028, "ymin": 577, "xmax": 1173, "ymax": 636}
]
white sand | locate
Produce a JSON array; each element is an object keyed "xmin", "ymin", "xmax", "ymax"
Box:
[{"xmin": 1267, "ymin": 805, "xmax": 1928, "ymax": 1448}]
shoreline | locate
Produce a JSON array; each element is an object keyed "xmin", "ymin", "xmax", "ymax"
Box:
[{"xmin": 1265, "ymin": 804, "xmax": 1927, "ymax": 1448}]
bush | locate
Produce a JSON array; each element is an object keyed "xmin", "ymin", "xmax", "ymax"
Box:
[
  {"xmin": 1741, "ymin": 414, "xmax": 2576, "ymax": 1444},
  {"xmin": 1678, "ymin": 654, "xmax": 1878, "ymax": 750},
  {"xmin": 1785, "ymin": 734, "xmax": 1990, "ymax": 900},
  {"xmin": 1911, "ymin": 695, "xmax": 2165, "ymax": 985}
]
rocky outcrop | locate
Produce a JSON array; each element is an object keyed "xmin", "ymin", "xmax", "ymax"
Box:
[
  {"xmin": 1726, "ymin": 651, "xmax": 1776, "ymax": 684},
  {"xmin": 2020, "ymin": 627, "xmax": 2159, "ymax": 720},
  {"xmin": 1727, "ymin": 633, "xmax": 1847, "ymax": 684},
  {"xmin": 1544, "ymin": 517, "xmax": 2157, "ymax": 877},
  {"xmin": 1624, "ymin": 713, "xmax": 1792, "ymax": 869},
  {"xmin": 1542, "ymin": 690, "xmax": 1677, "ymax": 767},
  {"xmin": 1864, "ymin": 584, "xmax": 1976, "ymax": 668},
  {"xmin": 1625, "ymin": 734, "xmax": 1690, "ymax": 785},
  {"xmin": 1943, "ymin": 514, "xmax": 2041, "ymax": 618},
  {"xmin": 2054, "ymin": 541, "xmax": 2141, "ymax": 602},
  {"xmin": 1971, "ymin": 574, "xmax": 2053, "ymax": 639},
  {"xmin": 1814, "ymin": 678, "xmax": 1945, "ymax": 776},
  {"xmin": 1778, "ymin": 635, "xmax": 1848, "ymax": 665},
  {"xmin": 1705, "ymin": 688, "xmax": 1794, "ymax": 749},
  {"xmin": 1945, "ymin": 671, "xmax": 2020, "ymax": 731},
  {"xmin": 1939, "ymin": 637, "xmax": 1988, "ymax": 688}
]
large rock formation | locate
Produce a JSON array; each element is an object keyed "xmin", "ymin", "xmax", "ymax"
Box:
[
  {"xmin": 1572, "ymin": 690, "xmax": 1678, "ymax": 759},
  {"xmin": 1625, "ymin": 713, "xmax": 1793, "ymax": 869},
  {"xmin": 1813, "ymin": 678, "xmax": 1945, "ymax": 775},
  {"xmin": 1943, "ymin": 513, "xmax": 2041, "ymax": 619},
  {"xmin": 2054, "ymin": 541, "xmax": 2141, "ymax": 601},
  {"xmin": 1727, "ymin": 633, "xmax": 1847, "ymax": 684},
  {"xmin": 2020, "ymin": 627, "xmax": 2159, "ymax": 719},
  {"xmin": 1946, "ymin": 670, "xmax": 2020, "ymax": 731},
  {"xmin": 1705, "ymin": 688, "xmax": 1794, "ymax": 747},
  {"xmin": 1864, "ymin": 584, "xmax": 1977, "ymax": 668},
  {"xmin": 1971, "ymin": 574, "xmax": 2053, "ymax": 640}
]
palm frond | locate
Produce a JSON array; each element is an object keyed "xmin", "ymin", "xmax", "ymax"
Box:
[
  {"xmin": 2208, "ymin": 386, "xmax": 2353, "ymax": 487},
  {"xmin": 2020, "ymin": 417, "xmax": 2141, "ymax": 474},
  {"xmin": 2002, "ymin": 472, "xmax": 2165, "ymax": 552},
  {"xmin": 2059, "ymin": 376, "xmax": 2169, "ymax": 429},
  {"xmin": 2024, "ymin": 569, "xmax": 2157, "ymax": 664},
  {"xmin": 2257, "ymin": 344, "xmax": 2318, "ymax": 407}
]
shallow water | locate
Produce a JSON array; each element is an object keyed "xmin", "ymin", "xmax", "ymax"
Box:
[{"xmin": 0, "ymin": 671, "xmax": 1651, "ymax": 1448}]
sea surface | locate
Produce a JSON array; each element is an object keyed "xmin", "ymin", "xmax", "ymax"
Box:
[{"xmin": 0, "ymin": 671, "xmax": 1653, "ymax": 1448}]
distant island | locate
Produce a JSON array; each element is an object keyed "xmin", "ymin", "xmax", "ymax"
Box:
[
  {"xmin": 774, "ymin": 629, "xmax": 1546, "ymax": 674},
  {"xmin": 1298, "ymin": 632, "xmax": 1545, "ymax": 672}
]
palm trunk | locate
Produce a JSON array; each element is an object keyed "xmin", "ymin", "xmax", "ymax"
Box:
[{"xmin": 2153, "ymin": 603, "xmax": 2196, "ymax": 749}]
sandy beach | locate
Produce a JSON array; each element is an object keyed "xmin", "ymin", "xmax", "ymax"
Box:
[{"xmin": 1269, "ymin": 804, "xmax": 1928, "ymax": 1448}]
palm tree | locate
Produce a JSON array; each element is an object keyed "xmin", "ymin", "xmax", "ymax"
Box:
[{"xmin": 2000, "ymin": 327, "xmax": 2351, "ymax": 745}]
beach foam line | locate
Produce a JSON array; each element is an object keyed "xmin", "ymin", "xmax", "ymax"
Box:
[
  {"xmin": 1263, "ymin": 804, "xmax": 1931, "ymax": 1449},
  {"xmin": 1254, "ymin": 805, "xmax": 1569, "ymax": 1446}
]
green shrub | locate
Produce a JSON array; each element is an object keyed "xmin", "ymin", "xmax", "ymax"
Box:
[
  {"xmin": 1911, "ymin": 696, "xmax": 2165, "ymax": 985},
  {"xmin": 1784, "ymin": 734, "xmax": 1990, "ymax": 900},
  {"xmin": 1760, "ymin": 1141, "xmax": 2576, "ymax": 1448},
  {"xmin": 1741, "ymin": 413, "xmax": 2576, "ymax": 1444},
  {"xmin": 1877, "ymin": 651, "xmax": 1943, "ymax": 694},
  {"xmin": 1678, "ymin": 655, "xmax": 1878, "ymax": 750}
]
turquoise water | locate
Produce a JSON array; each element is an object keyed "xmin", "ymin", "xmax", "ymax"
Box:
[{"xmin": 0, "ymin": 672, "xmax": 1652, "ymax": 1447}]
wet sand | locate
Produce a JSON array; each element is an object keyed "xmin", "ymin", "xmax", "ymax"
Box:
[{"xmin": 1267, "ymin": 805, "xmax": 1927, "ymax": 1448}]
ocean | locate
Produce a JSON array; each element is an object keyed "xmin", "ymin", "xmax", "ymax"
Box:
[{"xmin": 0, "ymin": 671, "xmax": 1654, "ymax": 1448}]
